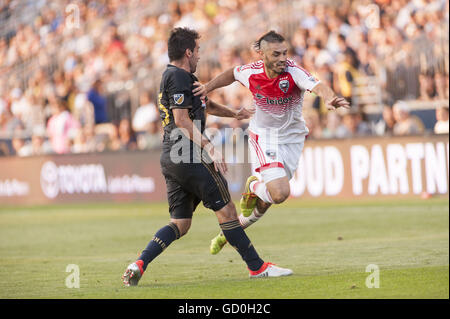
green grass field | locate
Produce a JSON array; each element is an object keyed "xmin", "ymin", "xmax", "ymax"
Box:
[{"xmin": 0, "ymin": 197, "xmax": 448, "ymax": 299}]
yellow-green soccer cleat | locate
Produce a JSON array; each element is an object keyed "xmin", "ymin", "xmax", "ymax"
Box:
[
  {"xmin": 240, "ymin": 176, "xmax": 258, "ymax": 217},
  {"xmin": 210, "ymin": 232, "xmax": 227, "ymax": 255}
]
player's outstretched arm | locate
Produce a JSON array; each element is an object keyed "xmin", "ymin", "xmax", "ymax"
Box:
[
  {"xmin": 192, "ymin": 67, "xmax": 236, "ymax": 97},
  {"xmin": 312, "ymin": 82, "xmax": 350, "ymax": 110},
  {"xmin": 173, "ymin": 108, "xmax": 227, "ymax": 175},
  {"xmin": 206, "ymin": 99, "xmax": 255, "ymax": 120}
]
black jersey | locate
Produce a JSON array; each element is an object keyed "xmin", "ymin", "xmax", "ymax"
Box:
[
  {"xmin": 158, "ymin": 64, "xmax": 206, "ymax": 152},
  {"xmin": 157, "ymin": 65, "xmax": 230, "ymax": 214}
]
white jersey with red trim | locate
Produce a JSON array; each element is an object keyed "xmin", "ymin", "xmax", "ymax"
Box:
[{"xmin": 233, "ymin": 59, "xmax": 320, "ymax": 144}]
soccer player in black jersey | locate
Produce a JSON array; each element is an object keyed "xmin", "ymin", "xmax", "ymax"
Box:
[{"xmin": 122, "ymin": 27, "xmax": 293, "ymax": 286}]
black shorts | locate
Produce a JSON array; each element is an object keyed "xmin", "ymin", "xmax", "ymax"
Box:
[{"xmin": 160, "ymin": 153, "xmax": 231, "ymax": 219}]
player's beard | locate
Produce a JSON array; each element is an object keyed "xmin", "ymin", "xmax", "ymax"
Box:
[
  {"xmin": 268, "ymin": 61, "xmax": 285, "ymax": 75},
  {"xmin": 189, "ymin": 57, "xmax": 197, "ymax": 73},
  {"xmin": 275, "ymin": 62, "xmax": 286, "ymax": 74}
]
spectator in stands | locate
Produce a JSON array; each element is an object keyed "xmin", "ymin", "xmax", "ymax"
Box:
[
  {"xmin": 0, "ymin": 96, "xmax": 5, "ymax": 115},
  {"xmin": 392, "ymin": 101, "xmax": 425, "ymax": 135},
  {"xmin": 11, "ymin": 134, "xmax": 28, "ymax": 156},
  {"xmin": 434, "ymin": 106, "xmax": 449, "ymax": 134},
  {"xmin": 84, "ymin": 125, "xmax": 107, "ymax": 153},
  {"xmin": 303, "ymin": 108, "xmax": 323, "ymax": 139},
  {"xmin": 118, "ymin": 118, "xmax": 137, "ymax": 151},
  {"xmin": 353, "ymin": 111, "xmax": 373, "ymax": 136},
  {"xmin": 335, "ymin": 109, "xmax": 372, "ymax": 138},
  {"xmin": 132, "ymin": 92, "xmax": 159, "ymax": 133},
  {"xmin": 0, "ymin": 104, "xmax": 22, "ymax": 136},
  {"xmin": 71, "ymin": 128, "xmax": 89, "ymax": 154},
  {"xmin": 334, "ymin": 49, "xmax": 359, "ymax": 106},
  {"xmin": 29, "ymin": 126, "xmax": 53, "ymax": 156},
  {"xmin": 105, "ymin": 118, "xmax": 137, "ymax": 152},
  {"xmin": 418, "ymin": 71, "xmax": 437, "ymax": 100},
  {"xmin": 73, "ymin": 90, "xmax": 95, "ymax": 129},
  {"xmin": 9, "ymin": 121, "xmax": 28, "ymax": 156},
  {"xmin": 357, "ymin": 44, "xmax": 376, "ymax": 76},
  {"xmin": 46, "ymin": 97, "xmax": 80, "ymax": 154},
  {"xmin": 10, "ymin": 88, "xmax": 32, "ymax": 129},
  {"xmin": 137, "ymin": 119, "xmax": 161, "ymax": 150},
  {"xmin": 0, "ymin": 141, "xmax": 9, "ymax": 155},
  {"xmin": 311, "ymin": 64, "xmax": 334, "ymax": 116},
  {"xmin": 374, "ymin": 105, "xmax": 396, "ymax": 136},
  {"xmin": 321, "ymin": 111, "xmax": 343, "ymax": 139},
  {"xmin": 26, "ymin": 90, "xmax": 47, "ymax": 133},
  {"xmin": 0, "ymin": 0, "xmax": 448, "ymax": 158},
  {"xmin": 17, "ymin": 125, "xmax": 52, "ymax": 156},
  {"xmin": 434, "ymin": 71, "xmax": 449, "ymax": 100},
  {"xmin": 87, "ymin": 79, "xmax": 109, "ymax": 125},
  {"xmin": 106, "ymin": 124, "xmax": 121, "ymax": 152}
]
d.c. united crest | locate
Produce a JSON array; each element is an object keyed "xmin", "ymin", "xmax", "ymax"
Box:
[{"xmin": 279, "ymin": 79, "xmax": 289, "ymax": 93}]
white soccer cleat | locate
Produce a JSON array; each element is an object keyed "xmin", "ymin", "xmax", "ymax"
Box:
[
  {"xmin": 122, "ymin": 260, "xmax": 144, "ymax": 286},
  {"xmin": 249, "ymin": 262, "xmax": 293, "ymax": 278}
]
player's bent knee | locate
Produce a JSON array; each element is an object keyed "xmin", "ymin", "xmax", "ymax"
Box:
[
  {"xmin": 215, "ymin": 201, "xmax": 238, "ymax": 223},
  {"xmin": 170, "ymin": 219, "xmax": 191, "ymax": 237},
  {"xmin": 266, "ymin": 177, "xmax": 290, "ymax": 204},
  {"xmin": 270, "ymin": 191, "xmax": 290, "ymax": 204},
  {"xmin": 222, "ymin": 201, "xmax": 238, "ymax": 220},
  {"xmin": 178, "ymin": 228, "xmax": 189, "ymax": 237}
]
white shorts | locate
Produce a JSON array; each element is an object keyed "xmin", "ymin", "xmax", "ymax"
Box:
[{"xmin": 248, "ymin": 131, "xmax": 304, "ymax": 183}]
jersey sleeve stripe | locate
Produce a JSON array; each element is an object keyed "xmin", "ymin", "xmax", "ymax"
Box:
[
  {"xmin": 238, "ymin": 60, "xmax": 263, "ymax": 71},
  {"xmin": 286, "ymin": 60, "xmax": 312, "ymax": 76}
]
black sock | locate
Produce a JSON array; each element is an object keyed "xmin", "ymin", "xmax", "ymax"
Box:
[
  {"xmin": 138, "ymin": 223, "xmax": 180, "ymax": 271},
  {"xmin": 220, "ymin": 220, "xmax": 264, "ymax": 271}
]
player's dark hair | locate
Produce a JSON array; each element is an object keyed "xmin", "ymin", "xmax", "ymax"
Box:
[
  {"xmin": 167, "ymin": 27, "xmax": 200, "ymax": 62},
  {"xmin": 253, "ymin": 30, "xmax": 285, "ymax": 51}
]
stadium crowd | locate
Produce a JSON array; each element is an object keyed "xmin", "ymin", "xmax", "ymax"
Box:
[{"xmin": 0, "ymin": 0, "xmax": 448, "ymax": 157}]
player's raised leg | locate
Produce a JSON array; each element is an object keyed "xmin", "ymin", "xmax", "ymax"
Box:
[
  {"xmin": 253, "ymin": 175, "xmax": 290, "ymax": 205},
  {"xmin": 211, "ymin": 137, "xmax": 301, "ymax": 254},
  {"xmin": 210, "ymin": 175, "xmax": 289, "ymax": 255},
  {"xmin": 238, "ymin": 141, "xmax": 303, "ymax": 230}
]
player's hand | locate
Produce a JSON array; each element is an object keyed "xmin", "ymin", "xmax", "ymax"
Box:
[
  {"xmin": 235, "ymin": 106, "xmax": 256, "ymax": 120},
  {"xmin": 193, "ymin": 81, "xmax": 207, "ymax": 97},
  {"xmin": 326, "ymin": 96, "xmax": 350, "ymax": 110},
  {"xmin": 204, "ymin": 143, "xmax": 228, "ymax": 175}
]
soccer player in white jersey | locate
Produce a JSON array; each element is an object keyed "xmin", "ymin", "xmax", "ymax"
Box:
[{"xmin": 193, "ymin": 31, "xmax": 350, "ymax": 254}]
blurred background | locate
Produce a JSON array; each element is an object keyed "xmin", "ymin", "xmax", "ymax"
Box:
[
  {"xmin": 0, "ymin": 1, "xmax": 448, "ymax": 300},
  {"xmin": 0, "ymin": 0, "xmax": 448, "ymax": 157}
]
